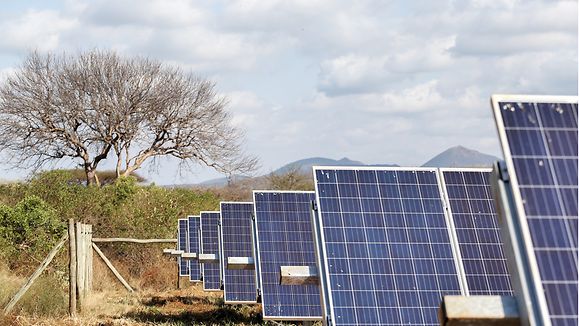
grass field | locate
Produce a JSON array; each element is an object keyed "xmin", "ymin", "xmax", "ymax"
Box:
[
  {"xmin": 0, "ymin": 244, "xmax": 302, "ymax": 325},
  {"xmin": 1, "ymin": 281, "xmax": 294, "ymax": 326}
]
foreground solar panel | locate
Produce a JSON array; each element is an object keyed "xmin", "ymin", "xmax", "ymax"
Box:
[
  {"xmin": 439, "ymin": 168, "xmax": 513, "ymax": 296},
  {"xmin": 314, "ymin": 167, "xmax": 463, "ymax": 326},
  {"xmin": 492, "ymin": 95, "xmax": 578, "ymax": 326},
  {"xmin": 253, "ymin": 191, "xmax": 323, "ymax": 320},
  {"xmin": 187, "ymin": 215, "xmax": 201, "ymax": 282},
  {"xmin": 177, "ymin": 218, "xmax": 189, "ymax": 276},
  {"xmin": 200, "ymin": 211, "xmax": 221, "ymax": 291},
  {"xmin": 220, "ymin": 202, "xmax": 257, "ymax": 303}
]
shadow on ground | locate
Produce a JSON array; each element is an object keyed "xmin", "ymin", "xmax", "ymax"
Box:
[{"xmin": 115, "ymin": 294, "xmax": 268, "ymax": 325}]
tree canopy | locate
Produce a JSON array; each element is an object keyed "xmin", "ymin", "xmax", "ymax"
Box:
[{"xmin": 0, "ymin": 50, "xmax": 257, "ymax": 185}]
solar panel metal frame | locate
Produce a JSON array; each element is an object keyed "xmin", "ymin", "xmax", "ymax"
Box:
[
  {"xmin": 438, "ymin": 167, "xmax": 513, "ymax": 296},
  {"xmin": 313, "ymin": 166, "xmax": 466, "ymax": 326},
  {"xmin": 219, "ymin": 202, "xmax": 258, "ymax": 304},
  {"xmin": 187, "ymin": 215, "xmax": 202, "ymax": 282},
  {"xmin": 491, "ymin": 94, "xmax": 578, "ymax": 326},
  {"xmin": 253, "ymin": 190, "xmax": 323, "ymax": 321},
  {"xmin": 200, "ymin": 211, "xmax": 222, "ymax": 292},
  {"xmin": 177, "ymin": 218, "xmax": 190, "ymax": 277}
]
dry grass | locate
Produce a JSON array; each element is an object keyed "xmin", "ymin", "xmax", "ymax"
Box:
[
  {"xmin": 0, "ymin": 249, "xmax": 301, "ymax": 325},
  {"xmin": 1, "ymin": 284, "xmax": 280, "ymax": 326},
  {"xmin": 0, "ymin": 262, "xmax": 68, "ymax": 320},
  {"xmin": 1, "ymin": 258, "xmax": 285, "ymax": 326}
]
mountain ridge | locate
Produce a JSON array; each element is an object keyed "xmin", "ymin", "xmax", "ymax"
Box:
[{"xmin": 197, "ymin": 145, "xmax": 500, "ymax": 186}]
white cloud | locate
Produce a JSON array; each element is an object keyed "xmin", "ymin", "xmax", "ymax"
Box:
[
  {"xmin": 0, "ymin": 10, "xmax": 77, "ymax": 53},
  {"xmin": 0, "ymin": 0, "xmax": 575, "ymax": 183},
  {"xmin": 84, "ymin": 0, "xmax": 206, "ymax": 28}
]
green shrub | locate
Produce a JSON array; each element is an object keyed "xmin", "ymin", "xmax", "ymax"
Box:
[
  {"xmin": 0, "ymin": 169, "xmax": 223, "ymax": 283},
  {"xmin": 0, "ymin": 196, "xmax": 66, "ymax": 270}
]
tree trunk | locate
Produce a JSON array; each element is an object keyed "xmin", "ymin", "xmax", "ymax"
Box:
[{"xmin": 85, "ymin": 168, "xmax": 100, "ymax": 187}]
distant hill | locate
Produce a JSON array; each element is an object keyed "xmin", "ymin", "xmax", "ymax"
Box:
[
  {"xmin": 422, "ymin": 146, "xmax": 500, "ymax": 168},
  {"xmin": 274, "ymin": 157, "xmax": 380, "ymax": 175},
  {"xmin": 196, "ymin": 157, "xmax": 397, "ymax": 187},
  {"xmin": 197, "ymin": 174, "xmax": 251, "ymax": 187},
  {"xmin": 196, "ymin": 146, "xmax": 500, "ymax": 186}
]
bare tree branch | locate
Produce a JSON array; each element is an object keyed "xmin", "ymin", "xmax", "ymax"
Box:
[{"xmin": 0, "ymin": 50, "xmax": 258, "ymax": 185}]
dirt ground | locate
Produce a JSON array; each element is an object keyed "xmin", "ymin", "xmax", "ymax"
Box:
[{"xmin": 1, "ymin": 284, "xmax": 285, "ymax": 326}]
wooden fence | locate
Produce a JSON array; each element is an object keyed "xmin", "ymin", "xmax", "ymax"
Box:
[{"xmin": 2, "ymin": 219, "xmax": 176, "ymax": 317}]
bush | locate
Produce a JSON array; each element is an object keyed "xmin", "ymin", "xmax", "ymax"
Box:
[
  {"xmin": 0, "ymin": 195, "xmax": 66, "ymax": 271},
  {"xmin": 0, "ymin": 169, "xmax": 224, "ymax": 294}
]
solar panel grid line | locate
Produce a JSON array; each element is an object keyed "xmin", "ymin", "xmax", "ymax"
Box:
[
  {"xmin": 220, "ymin": 202, "xmax": 257, "ymax": 304},
  {"xmin": 438, "ymin": 167, "xmax": 514, "ymax": 296},
  {"xmin": 476, "ymin": 170, "xmax": 514, "ymax": 295},
  {"xmin": 177, "ymin": 218, "xmax": 190, "ymax": 277},
  {"xmin": 187, "ymin": 215, "xmax": 202, "ymax": 282},
  {"xmin": 389, "ymin": 169, "xmax": 428, "ymax": 325},
  {"xmin": 200, "ymin": 211, "xmax": 222, "ymax": 291},
  {"xmin": 313, "ymin": 166, "xmax": 464, "ymax": 326},
  {"xmin": 253, "ymin": 190, "xmax": 323, "ymax": 321},
  {"xmin": 491, "ymin": 94, "xmax": 578, "ymax": 326},
  {"xmin": 438, "ymin": 168, "xmax": 488, "ymax": 297}
]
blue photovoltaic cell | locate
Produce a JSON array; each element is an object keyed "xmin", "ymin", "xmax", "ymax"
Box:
[
  {"xmin": 201, "ymin": 211, "xmax": 221, "ymax": 291},
  {"xmin": 188, "ymin": 216, "xmax": 201, "ymax": 282},
  {"xmin": 314, "ymin": 167, "xmax": 463, "ymax": 326},
  {"xmin": 494, "ymin": 98, "xmax": 578, "ymax": 325},
  {"xmin": 441, "ymin": 169, "xmax": 513, "ymax": 295},
  {"xmin": 253, "ymin": 191, "xmax": 323, "ymax": 320},
  {"xmin": 177, "ymin": 218, "xmax": 189, "ymax": 276},
  {"xmin": 220, "ymin": 202, "xmax": 257, "ymax": 303}
]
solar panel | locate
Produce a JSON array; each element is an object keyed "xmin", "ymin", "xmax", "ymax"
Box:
[
  {"xmin": 200, "ymin": 211, "xmax": 221, "ymax": 291},
  {"xmin": 439, "ymin": 168, "xmax": 513, "ymax": 296},
  {"xmin": 177, "ymin": 218, "xmax": 189, "ymax": 276},
  {"xmin": 253, "ymin": 191, "xmax": 323, "ymax": 320},
  {"xmin": 187, "ymin": 215, "xmax": 201, "ymax": 282},
  {"xmin": 492, "ymin": 95, "xmax": 578, "ymax": 326},
  {"xmin": 314, "ymin": 167, "xmax": 464, "ymax": 326},
  {"xmin": 220, "ymin": 202, "xmax": 257, "ymax": 303}
]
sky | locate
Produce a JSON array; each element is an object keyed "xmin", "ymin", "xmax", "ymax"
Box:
[{"xmin": 0, "ymin": 0, "xmax": 577, "ymax": 184}]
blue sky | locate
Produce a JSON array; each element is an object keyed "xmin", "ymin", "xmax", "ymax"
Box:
[{"xmin": 0, "ymin": 0, "xmax": 577, "ymax": 184}]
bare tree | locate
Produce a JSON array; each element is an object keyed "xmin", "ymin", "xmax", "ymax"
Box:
[{"xmin": 0, "ymin": 50, "xmax": 258, "ymax": 185}]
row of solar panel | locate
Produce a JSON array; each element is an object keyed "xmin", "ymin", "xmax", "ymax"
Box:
[
  {"xmin": 174, "ymin": 167, "xmax": 511, "ymax": 323},
  {"xmin": 171, "ymin": 95, "xmax": 577, "ymax": 326}
]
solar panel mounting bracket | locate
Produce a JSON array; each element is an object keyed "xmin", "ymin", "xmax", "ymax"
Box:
[
  {"xmin": 491, "ymin": 161, "xmax": 548, "ymax": 326},
  {"xmin": 496, "ymin": 160, "xmax": 510, "ymax": 182},
  {"xmin": 439, "ymin": 295, "xmax": 520, "ymax": 325},
  {"xmin": 279, "ymin": 266, "xmax": 320, "ymax": 285},
  {"xmin": 198, "ymin": 253, "xmax": 219, "ymax": 263},
  {"xmin": 227, "ymin": 257, "xmax": 255, "ymax": 270},
  {"xmin": 180, "ymin": 252, "xmax": 198, "ymax": 260}
]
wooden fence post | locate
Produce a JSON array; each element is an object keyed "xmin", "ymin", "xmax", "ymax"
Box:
[
  {"xmin": 86, "ymin": 224, "xmax": 93, "ymax": 294},
  {"xmin": 68, "ymin": 219, "xmax": 77, "ymax": 317},
  {"xmin": 75, "ymin": 222, "xmax": 85, "ymax": 311}
]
